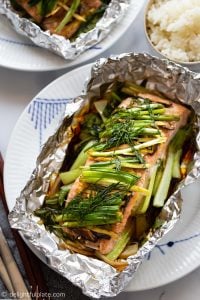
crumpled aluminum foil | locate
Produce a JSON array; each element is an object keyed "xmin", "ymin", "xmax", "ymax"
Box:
[
  {"xmin": 9, "ymin": 53, "xmax": 200, "ymax": 298},
  {"xmin": 0, "ymin": 0, "xmax": 129, "ymax": 59}
]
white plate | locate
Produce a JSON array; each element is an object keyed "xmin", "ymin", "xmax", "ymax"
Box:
[
  {"xmin": 4, "ymin": 63, "xmax": 200, "ymax": 291},
  {"xmin": 0, "ymin": 0, "xmax": 145, "ymax": 72}
]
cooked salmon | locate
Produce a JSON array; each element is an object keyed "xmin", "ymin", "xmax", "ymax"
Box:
[
  {"xmin": 65, "ymin": 94, "xmax": 191, "ymax": 254},
  {"xmin": 16, "ymin": 0, "xmax": 43, "ymax": 23},
  {"xmin": 99, "ymin": 100, "xmax": 191, "ymax": 253}
]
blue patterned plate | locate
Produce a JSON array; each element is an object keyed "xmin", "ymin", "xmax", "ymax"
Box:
[{"xmin": 4, "ymin": 63, "xmax": 200, "ymax": 291}]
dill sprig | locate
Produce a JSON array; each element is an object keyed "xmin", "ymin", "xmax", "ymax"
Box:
[
  {"xmin": 62, "ymin": 183, "xmax": 124, "ymax": 221},
  {"xmin": 35, "ymin": 184, "xmax": 126, "ymax": 227},
  {"xmin": 100, "ymin": 118, "xmax": 145, "ymax": 149},
  {"xmin": 92, "ymin": 103, "xmax": 163, "ymax": 163}
]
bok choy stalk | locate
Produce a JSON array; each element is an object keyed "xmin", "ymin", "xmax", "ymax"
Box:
[
  {"xmin": 153, "ymin": 126, "xmax": 191, "ymax": 207},
  {"xmin": 60, "ymin": 168, "xmax": 81, "ymax": 185},
  {"xmin": 138, "ymin": 162, "xmax": 159, "ymax": 214},
  {"xmin": 59, "ymin": 140, "xmax": 95, "ymax": 185},
  {"xmin": 94, "ymin": 100, "xmax": 108, "ymax": 122},
  {"xmin": 172, "ymin": 149, "xmax": 182, "ymax": 178},
  {"xmin": 152, "ymin": 161, "xmax": 164, "ymax": 196},
  {"xmin": 105, "ymin": 222, "xmax": 133, "ymax": 261}
]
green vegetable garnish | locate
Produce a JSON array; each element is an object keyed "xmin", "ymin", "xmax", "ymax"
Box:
[{"xmin": 56, "ymin": 0, "xmax": 80, "ymax": 33}]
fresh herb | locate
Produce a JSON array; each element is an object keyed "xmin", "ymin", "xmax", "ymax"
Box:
[
  {"xmin": 91, "ymin": 103, "xmax": 164, "ymax": 165},
  {"xmin": 89, "ymin": 137, "xmax": 166, "ymax": 157},
  {"xmin": 71, "ymin": 2, "xmax": 108, "ymax": 40},
  {"xmin": 35, "ymin": 184, "xmax": 127, "ymax": 227},
  {"xmin": 81, "ymin": 168, "xmax": 140, "ymax": 187},
  {"xmin": 44, "ymin": 184, "xmax": 71, "ymax": 207},
  {"xmin": 153, "ymin": 126, "xmax": 191, "ymax": 207},
  {"xmin": 56, "ymin": 0, "xmax": 81, "ymax": 33}
]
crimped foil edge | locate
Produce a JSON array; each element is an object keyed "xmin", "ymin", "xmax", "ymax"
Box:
[{"xmin": 9, "ymin": 53, "xmax": 200, "ymax": 298}]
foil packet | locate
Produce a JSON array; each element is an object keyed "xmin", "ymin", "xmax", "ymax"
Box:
[
  {"xmin": 9, "ymin": 53, "xmax": 200, "ymax": 298},
  {"xmin": 0, "ymin": 0, "xmax": 130, "ymax": 60}
]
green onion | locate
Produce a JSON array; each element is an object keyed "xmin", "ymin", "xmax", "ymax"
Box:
[
  {"xmin": 106, "ymin": 224, "xmax": 133, "ymax": 260},
  {"xmin": 70, "ymin": 140, "xmax": 95, "ymax": 170},
  {"xmin": 94, "ymin": 100, "xmax": 108, "ymax": 122},
  {"xmin": 86, "ymin": 158, "xmax": 148, "ymax": 170},
  {"xmin": 62, "ymin": 217, "xmax": 122, "ymax": 227},
  {"xmin": 45, "ymin": 196, "xmax": 59, "ymax": 206},
  {"xmin": 55, "ymin": 209, "xmax": 119, "ymax": 222},
  {"xmin": 60, "ymin": 140, "xmax": 96, "ymax": 185},
  {"xmin": 153, "ymin": 148, "xmax": 174, "ymax": 207},
  {"xmin": 152, "ymin": 161, "xmax": 164, "ymax": 196},
  {"xmin": 81, "ymin": 169, "xmax": 139, "ymax": 186},
  {"xmin": 128, "ymin": 103, "xmax": 164, "ymax": 111},
  {"xmin": 56, "ymin": 0, "xmax": 80, "ymax": 33},
  {"xmin": 134, "ymin": 115, "xmax": 179, "ymax": 121},
  {"xmin": 172, "ymin": 149, "xmax": 182, "ymax": 178},
  {"xmin": 100, "ymin": 127, "xmax": 160, "ymax": 138},
  {"xmin": 139, "ymin": 108, "xmax": 165, "ymax": 115},
  {"xmin": 121, "ymin": 85, "xmax": 149, "ymax": 96},
  {"xmin": 60, "ymin": 168, "xmax": 81, "ymax": 185},
  {"xmin": 118, "ymin": 108, "xmax": 165, "ymax": 116},
  {"xmin": 111, "ymin": 92, "xmax": 122, "ymax": 103},
  {"xmin": 54, "ymin": 184, "xmax": 125, "ymax": 226},
  {"xmin": 138, "ymin": 163, "xmax": 159, "ymax": 214},
  {"xmin": 153, "ymin": 126, "xmax": 191, "ymax": 207},
  {"xmin": 89, "ymin": 137, "xmax": 166, "ymax": 157},
  {"xmin": 58, "ymin": 184, "xmax": 72, "ymax": 206}
]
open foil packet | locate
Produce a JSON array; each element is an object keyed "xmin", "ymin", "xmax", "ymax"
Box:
[
  {"xmin": 9, "ymin": 53, "xmax": 200, "ymax": 298},
  {"xmin": 0, "ymin": 0, "xmax": 130, "ymax": 59}
]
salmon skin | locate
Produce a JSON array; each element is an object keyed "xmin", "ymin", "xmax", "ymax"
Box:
[{"xmin": 64, "ymin": 92, "xmax": 191, "ymax": 255}]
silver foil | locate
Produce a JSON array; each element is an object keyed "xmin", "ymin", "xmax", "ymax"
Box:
[
  {"xmin": 0, "ymin": 0, "xmax": 129, "ymax": 59},
  {"xmin": 9, "ymin": 53, "xmax": 200, "ymax": 298}
]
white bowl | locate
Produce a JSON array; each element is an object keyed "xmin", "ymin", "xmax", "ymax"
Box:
[{"xmin": 144, "ymin": 0, "xmax": 200, "ymax": 72}]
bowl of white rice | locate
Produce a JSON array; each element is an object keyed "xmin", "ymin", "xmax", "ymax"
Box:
[{"xmin": 145, "ymin": 0, "xmax": 200, "ymax": 66}]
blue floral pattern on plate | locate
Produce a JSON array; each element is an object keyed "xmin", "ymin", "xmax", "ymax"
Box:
[{"xmin": 28, "ymin": 98, "xmax": 72, "ymax": 146}]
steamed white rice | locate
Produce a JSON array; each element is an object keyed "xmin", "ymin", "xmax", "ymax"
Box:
[{"xmin": 147, "ymin": 0, "xmax": 200, "ymax": 62}]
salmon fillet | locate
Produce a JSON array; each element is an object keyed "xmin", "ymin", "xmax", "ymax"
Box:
[
  {"xmin": 66, "ymin": 94, "xmax": 191, "ymax": 254},
  {"xmin": 99, "ymin": 100, "xmax": 191, "ymax": 254},
  {"xmin": 16, "ymin": 0, "xmax": 43, "ymax": 23}
]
